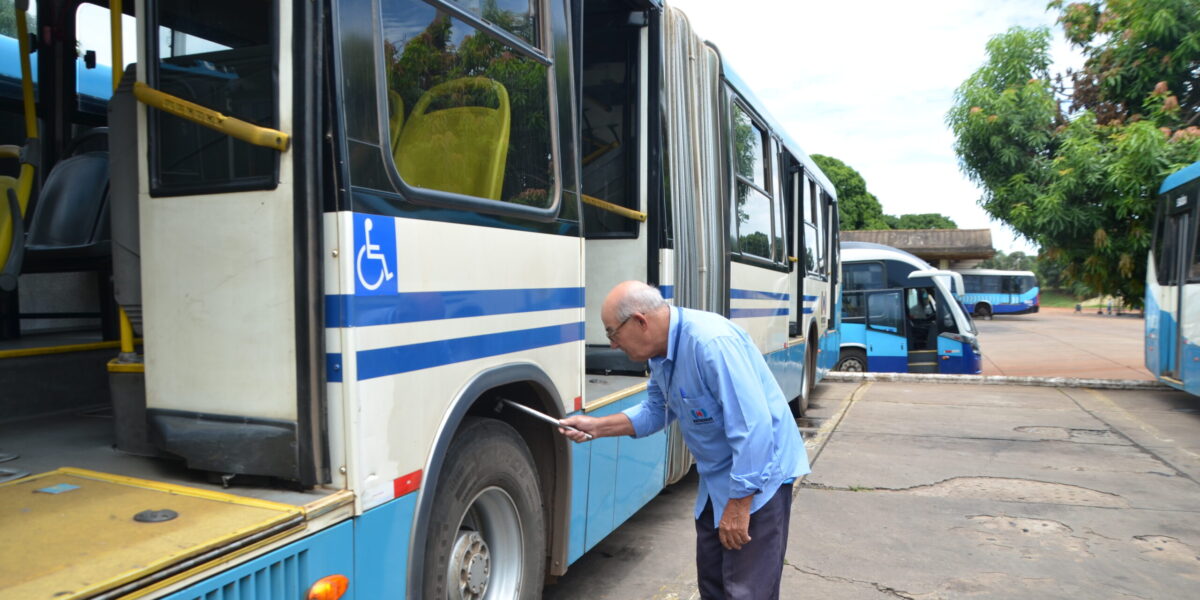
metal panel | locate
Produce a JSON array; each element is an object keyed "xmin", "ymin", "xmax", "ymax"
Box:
[{"xmin": 159, "ymin": 521, "xmax": 354, "ymax": 600}]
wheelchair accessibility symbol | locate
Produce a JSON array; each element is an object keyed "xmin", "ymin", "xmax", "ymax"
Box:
[{"xmin": 354, "ymin": 215, "xmax": 396, "ymax": 294}]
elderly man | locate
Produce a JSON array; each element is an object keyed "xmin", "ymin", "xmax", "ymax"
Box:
[{"xmin": 560, "ymin": 281, "xmax": 808, "ymax": 600}]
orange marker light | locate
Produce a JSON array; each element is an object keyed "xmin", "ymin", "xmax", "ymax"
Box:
[{"xmin": 307, "ymin": 574, "xmax": 349, "ymax": 600}]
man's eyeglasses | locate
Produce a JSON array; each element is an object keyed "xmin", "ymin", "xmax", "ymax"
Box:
[{"xmin": 605, "ymin": 316, "xmax": 633, "ymax": 341}]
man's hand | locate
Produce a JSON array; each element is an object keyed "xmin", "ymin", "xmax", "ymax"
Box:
[
  {"xmin": 558, "ymin": 415, "xmax": 600, "ymax": 443},
  {"xmin": 718, "ymin": 495, "xmax": 753, "ymax": 550}
]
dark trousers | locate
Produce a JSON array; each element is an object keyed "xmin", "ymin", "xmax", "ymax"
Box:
[{"xmin": 695, "ymin": 483, "xmax": 793, "ymax": 600}]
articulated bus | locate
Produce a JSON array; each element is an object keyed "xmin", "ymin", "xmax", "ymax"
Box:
[
  {"xmin": 1146, "ymin": 159, "xmax": 1200, "ymax": 395},
  {"xmin": 0, "ymin": 1, "xmax": 840, "ymax": 598},
  {"xmin": 836, "ymin": 242, "xmax": 980, "ymax": 374},
  {"xmin": 957, "ymin": 268, "xmax": 1040, "ymax": 319}
]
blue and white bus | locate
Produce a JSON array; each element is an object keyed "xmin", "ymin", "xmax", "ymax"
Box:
[
  {"xmin": 957, "ymin": 268, "xmax": 1040, "ymax": 319},
  {"xmin": 836, "ymin": 242, "xmax": 981, "ymax": 374},
  {"xmin": 0, "ymin": 1, "xmax": 839, "ymax": 598},
  {"xmin": 1146, "ymin": 159, "xmax": 1200, "ymax": 394}
]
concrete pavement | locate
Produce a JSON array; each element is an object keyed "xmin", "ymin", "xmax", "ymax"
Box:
[
  {"xmin": 974, "ymin": 307, "xmax": 1151, "ymax": 380},
  {"xmin": 544, "ymin": 380, "xmax": 1200, "ymax": 599}
]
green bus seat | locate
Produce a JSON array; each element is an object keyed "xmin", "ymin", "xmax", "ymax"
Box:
[
  {"xmin": 388, "ymin": 89, "xmax": 405, "ymax": 154},
  {"xmin": 394, "ymin": 77, "xmax": 510, "ymax": 201}
]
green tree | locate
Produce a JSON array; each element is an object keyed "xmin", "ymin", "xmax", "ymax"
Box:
[
  {"xmin": 979, "ymin": 250, "xmax": 1036, "ymax": 270},
  {"xmin": 892, "ymin": 213, "xmax": 958, "ymax": 229},
  {"xmin": 947, "ymin": 10, "xmax": 1200, "ymax": 309},
  {"xmin": 811, "ymin": 154, "xmax": 891, "ymax": 230}
]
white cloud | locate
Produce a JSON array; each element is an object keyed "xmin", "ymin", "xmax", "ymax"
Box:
[{"xmin": 668, "ymin": 0, "xmax": 1083, "ymax": 254}]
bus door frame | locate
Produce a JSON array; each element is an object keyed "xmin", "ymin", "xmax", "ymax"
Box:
[{"xmin": 1160, "ymin": 196, "xmax": 1194, "ymax": 380}]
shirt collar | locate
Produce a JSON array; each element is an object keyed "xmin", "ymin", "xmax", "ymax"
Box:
[{"xmin": 665, "ymin": 305, "xmax": 680, "ymax": 362}]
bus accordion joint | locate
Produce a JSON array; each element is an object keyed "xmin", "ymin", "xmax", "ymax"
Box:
[
  {"xmin": 132, "ymin": 82, "xmax": 291, "ymax": 152},
  {"xmin": 582, "ymin": 193, "xmax": 647, "ymax": 222}
]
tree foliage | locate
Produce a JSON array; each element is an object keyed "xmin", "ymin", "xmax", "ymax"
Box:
[
  {"xmin": 980, "ymin": 250, "xmax": 1037, "ymax": 271},
  {"xmin": 811, "ymin": 154, "xmax": 957, "ymax": 231},
  {"xmin": 0, "ymin": 0, "xmax": 34, "ymax": 38},
  {"xmin": 948, "ymin": 1, "xmax": 1200, "ymax": 309}
]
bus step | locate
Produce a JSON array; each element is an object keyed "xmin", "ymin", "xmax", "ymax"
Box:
[{"xmin": 907, "ymin": 362, "xmax": 938, "ymax": 374}]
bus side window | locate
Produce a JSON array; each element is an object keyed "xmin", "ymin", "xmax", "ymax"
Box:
[
  {"xmin": 867, "ymin": 290, "xmax": 902, "ymax": 333},
  {"xmin": 842, "ymin": 291, "xmax": 865, "ymax": 322},
  {"xmin": 380, "ymin": 0, "xmax": 553, "ymax": 206}
]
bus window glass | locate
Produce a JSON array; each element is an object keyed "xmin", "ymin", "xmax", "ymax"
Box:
[
  {"xmin": 382, "ymin": 0, "xmax": 554, "ymax": 207},
  {"xmin": 771, "ymin": 140, "xmax": 785, "ymax": 263},
  {"xmin": 843, "ymin": 262, "xmax": 882, "ymax": 290},
  {"xmin": 803, "ymin": 222, "xmax": 818, "ymax": 273},
  {"xmin": 581, "ymin": 12, "xmax": 638, "ymax": 237},
  {"xmin": 732, "ymin": 104, "xmax": 765, "ymax": 189},
  {"xmin": 446, "ymin": 0, "xmax": 537, "ymax": 45},
  {"xmin": 737, "ymin": 185, "xmax": 773, "ymax": 258},
  {"xmin": 842, "ymin": 291, "xmax": 865, "ymax": 322},
  {"xmin": 75, "ymin": 3, "xmax": 137, "ymax": 109},
  {"xmin": 867, "ymin": 290, "xmax": 902, "ymax": 333},
  {"xmin": 981, "ymin": 276, "xmax": 1002, "ymax": 293},
  {"xmin": 149, "ymin": 0, "xmax": 276, "ymax": 194}
]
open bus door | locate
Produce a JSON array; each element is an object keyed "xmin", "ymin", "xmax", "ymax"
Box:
[{"xmin": 1154, "ymin": 195, "xmax": 1194, "ymax": 381}]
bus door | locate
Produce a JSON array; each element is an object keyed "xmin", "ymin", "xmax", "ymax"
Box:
[
  {"xmin": 903, "ymin": 287, "xmax": 940, "ymax": 374},
  {"xmin": 1157, "ymin": 204, "xmax": 1192, "ymax": 380},
  {"xmin": 863, "ymin": 289, "xmax": 906, "ymax": 372}
]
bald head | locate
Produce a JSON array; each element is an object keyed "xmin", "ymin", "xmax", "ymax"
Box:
[{"xmin": 602, "ymin": 281, "xmax": 671, "ymax": 361}]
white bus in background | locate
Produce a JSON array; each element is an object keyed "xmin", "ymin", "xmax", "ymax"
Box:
[{"xmin": 0, "ymin": 1, "xmax": 839, "ymax": 598}]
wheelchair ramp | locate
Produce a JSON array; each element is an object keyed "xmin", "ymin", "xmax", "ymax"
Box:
[{"xmin": 1, "ymin": 468, "xmax": 304, "ymax": 599}]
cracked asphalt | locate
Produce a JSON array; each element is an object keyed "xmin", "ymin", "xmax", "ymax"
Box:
[{"xmin": 543, "ymin": 380, "xmax": 1200, "ymax": 599}]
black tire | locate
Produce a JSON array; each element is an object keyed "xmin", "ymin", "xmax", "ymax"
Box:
[
  {"xmin": 835, "ymin": 348, "xmax": 867, "ymax": 372},
  {"xmin": 795, "ymin": 333, "xmax": 818, "ymax": 416},
  {"xmin": 976, "ymin": 304, "xmax": 993, "ymax": 320},
  {"xmin": 423, "ymin": 418, "xmax": 545, "ymax": 600}
]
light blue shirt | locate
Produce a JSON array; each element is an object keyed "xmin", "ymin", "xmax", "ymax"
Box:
[{"xmin": 623, "ymin": 306, "xmax": 810, "ymax": 526}]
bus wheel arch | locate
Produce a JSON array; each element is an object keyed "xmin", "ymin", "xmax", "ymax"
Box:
[
  {"xmin": 409, "ymin": 365, "xmax": 571, "ymax": 599},
  {"xmin": 835, "ymin": 347, "xmax": 867, "ymax": 372},
  {"xmin": 975, "ymin": 303, "xmax": 993, "ymax": 320}
]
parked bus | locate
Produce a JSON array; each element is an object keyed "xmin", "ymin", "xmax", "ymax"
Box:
[
  {"xmin": 0, "ymin": 1, "xmax": 840, "ymax": 598},
  {"xmin": 957, "ymin": 268, "xmax": 1040, "ymax": 319},
  {"xmin": 1146, "ymin": 159, "xmax": 1200, "ymax": 395},
  {"xmin": 836, "ymin": 242, "xmax": 981, "ymax": 374}
]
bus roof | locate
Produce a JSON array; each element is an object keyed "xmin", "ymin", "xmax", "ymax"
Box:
[
  {"xmin": 840, "ymin": 241, "xmax": 933, "ymax": 270},
  {"xmin": 1160, "ymin": 160, "xmax": 1200, "ymax": 195},
  {"xmin": 955, "ymin": 268, "xmax": 1036, "ymax": 277}
]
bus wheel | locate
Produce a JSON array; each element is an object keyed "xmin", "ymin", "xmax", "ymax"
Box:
[
  {"xmin": 977, "ymin": 304, "xmax": 993, "ymax": 320},
  {"xmin": 795, "ymin": 335, "xmax": 817, "ymax": 416},
  {"xmin": 425, "ymin": 417, "xmax": 545, "ymax": 600},
  {"xmin": 835, "ymin": 348, "xmax": 867, "ymax": 372}
]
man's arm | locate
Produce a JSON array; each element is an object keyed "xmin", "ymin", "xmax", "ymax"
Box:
[{"xmin": 558, "ymin": 413, "xmax": 634, "ymax": 443}]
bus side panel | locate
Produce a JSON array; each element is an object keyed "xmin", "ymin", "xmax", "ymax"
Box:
[
  {"xmin": 160, "ymin": 521, "xmax": 355, "ymax": 600},
  {"xmin": 728, "ymin": 262, "xmax": 791, "ymax": 356},
  {"xmin": 865, "ymin": 328, "xmax": 906, "ymax": 373},
  {"xmin": 765, "ymin": 343, "xmax": 805, "ymax": 399},
  {"xmin": 353, "ymin": 493, "xmax": 418, "ymax": 598},
  {"xmin": 936, "ymin": 335, "xmax": 980, "ymax": 374},
  {"xmin": 819, "ymin": 292, "xmax": 841, "ymax": 375},
  {"xmin": 1183, "ymin": 283, "xmax": 1200, "ymax": 395},
  {"xmin": 570, "ymin": 390, "xmax": 667, "ymax": 563}
]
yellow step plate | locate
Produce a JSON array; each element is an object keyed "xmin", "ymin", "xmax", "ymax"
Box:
[{"xmin": 0, "ymin": 467, "xmax": 304, "ymax": 599}]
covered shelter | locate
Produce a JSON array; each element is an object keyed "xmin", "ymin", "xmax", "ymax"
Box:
[{"xmin": 841, "ymin": 229, "xmax": 995, "ymax": 270}]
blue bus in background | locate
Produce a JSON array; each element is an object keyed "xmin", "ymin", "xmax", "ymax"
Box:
[
  {"xmin": 957, "ymin": 269, "xmax": 1040, "ymax": 319},
  {"xmin": 1146, "ymin": 159, "xmax": 1200, "ymax": 394},
  {"xmin": 837, "ymin": 242, "xmax": 982, "ymax": 374}
]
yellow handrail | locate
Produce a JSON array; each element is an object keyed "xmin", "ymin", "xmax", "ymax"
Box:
[
  {"xmin": 111, "ymin": 0, "xmax": 123, "ymax": 91},
  {"xmin": 133, "ymin": 82, "xmax": 290, "ymax": 152},
  {"xmin": 581, "ymin": 194, "xmax": 647, "ymax": 222}
]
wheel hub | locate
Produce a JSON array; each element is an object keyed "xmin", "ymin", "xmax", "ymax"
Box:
[{"xmin": 449, "ymin": 530, "xmax": 491, "ymax": 600}]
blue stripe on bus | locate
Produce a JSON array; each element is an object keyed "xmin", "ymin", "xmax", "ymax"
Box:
[
  {"xmin": 729, "ymin": 308, "xmax": 790, "ymax": 318},
  {"xmin": 352, "ymin": 322, "xmax": 585, "ymax": 381},
  {"xmin": 802, "ymin": 308, "xmax": 813, "ymax": 314},
  {"xmin": 325, "ymin": 287, "xmax": 584, "ymax": 328},
  {"xmin": 802, "ymin": 295, "xmax": 818, "ymax": 301},
  {"xmin": 660, "ymin": 285, "xmax": 674, "ymax": 299},
  {"xmin": 730, "ymin": 289, "xmax": 790, "ymax": 301}
]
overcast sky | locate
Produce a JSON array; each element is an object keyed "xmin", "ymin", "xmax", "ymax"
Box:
[{"xmin": 669, "ymin": 0, "xmax": 1082, "ymax": 254}]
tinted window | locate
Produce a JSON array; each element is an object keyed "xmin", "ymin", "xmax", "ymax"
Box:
[
  {"xmin": 381, "ymin": 0, "xmax": 553, "ymax": 206},
  {"xmin": 732, "ymin": 104, "xmax": 766, "ymax": 190},
  {"xmin": 731, "ymin": 104, "xmax": 774, "ymax": 260},
  {"xmin": 867, "ymin": 291, "xmax": 902, "ymax": 332},
  {"xmin": 844, "ymin": 262, "xmax": 883, "ymax": 291},
  {"xmin": 842, "ymin": 291, "xmax": 865, "ymax": 322},
  {"xmin": 447, "ymin": 0, "xmax": 537, "ymax": 44}
]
